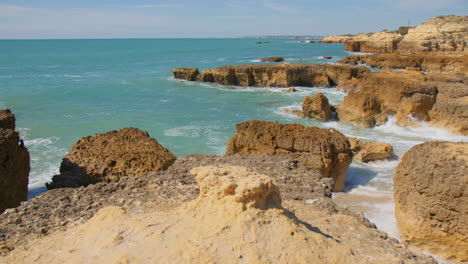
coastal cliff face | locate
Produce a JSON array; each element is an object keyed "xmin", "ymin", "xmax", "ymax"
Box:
[
  {"xmin": 47, "ymin": 127, "xmax": 176, "ymax": 189},
  {"xmin": 173, "ymin": 63, "xmax": 370, "ymax": 88},
  {"xmin": 1, "ymin": 161, "xmax": 436, "ymax": 263},
  {"xmin": 0, "ymin": 110, "xmax": 30, "ymax": 214},
  {"xmin": 394, "ymin": 142, "xmax": 468, "ymax": 262},
  {"xmin": 398, "ymin": 15, "xmax": 468, "ymax": 52},
  {"xmin": 338, "ymin": 52, "xmax": 468, "ymax": 76},
  {"xmin": 336, "ymin": 69, "xmax": 468, "ymax": 135},
  {"xmin": 226, "ymin": 120, "xmax": 353, "ymax": 192}
]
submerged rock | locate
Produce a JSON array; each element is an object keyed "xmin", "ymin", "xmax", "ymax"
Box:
[
  {"xmin": 47, "ymin": 127, "xmax": 176, "ymax": 189},
  {"xmin": 260, "ymin": 56, "xmax": 284, "ymax": 62},
  {"xmin": 226, "ymin": 120, "xmax": 353, "ymax": 192},
  {"xmin": 394, "ymin": 142, "xmax": 468, "ymax": 262},
  {"xmin": 0, "ymin": 109, "xmax": 30, "ymax": 213}
]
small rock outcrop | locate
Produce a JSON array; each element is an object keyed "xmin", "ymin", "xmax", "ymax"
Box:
[
  {"xmin": 260, "ymin": 56, "xmax": 284, "ymax": 62},
  {"xmin": 226, "ymin": 120, "xmax": 353, "ymax": 191},
  {"xmin": 2, "ymin": 165, "xmax": 436, "ymax": 263},
  {"xmin": 171, "ymin": 67, "xmax": 199, "ymax": 81},
  {"xmin": 0, "ymin": 109, "xmax": 30, "ymax": 213},
  {"xmin": 394, "ymin": 142, "xmax": 468, "ymax": 262},
  {"xmin": 349, "ymin": 137, "xmax": 394, "ymax": 162},
  {"xmin": 172, "ymin": 63, "xmax": 370, "ymax": 88},
  {"xmin": 281, "ymin": 88, "xmax": 297, "ymax": 93},
  {"xmin": 302, "ymin": 93, "xmax": 332, "ymax": 121},
  {"xmin": 47, "ymin": 127, "xmax": 176, "ymax": 189}
]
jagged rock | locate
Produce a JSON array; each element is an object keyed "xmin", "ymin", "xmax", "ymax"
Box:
[
  {"xmin": 260, "ymin": 56, "xmax": 284, "ymax": 62},
  {"xmin": 281, "ymin": 88, "xmax": 297, "ymax": 92},
  {"xmin": 349, "ymin": 137, "xmax": 394, "ymax": 162},
  {"xmin": 47, "ymin": 127, "xmax": 176, "ymax": 189},
  {"xmin": 398, "ymin": 15, "xmax": 468, "ymax": 52},
  {"xmin": 344, "ymin": 31, "xmax": 402, "ymax": 53},
  {"xmin": 0, "ymin": 110, "xmax": 30, "ymax": 213},
  {"xmin": 302, "ymin": 93, "xmax": 332, "ymax": 121},
  {"xmin": 394, "ymin": 142, "xmax": 468, "ymax": 262},
  {"xmin": 226, "ymin": 120, "xmax": 353, "ymax": 191},
  {"xmin": 171, "ymin": 67, "xmax": 199, "ymax": 81},
  {"xmin": 172, "ymin": 63, "xmax": 369, "ymax": 88},
  {"xmin": 2, "ymin": 165, "xmax": 436, "ymax": 263},
  {"xmin": 338, "ymin": 52, "xmax": 468, "ymax": 76}
]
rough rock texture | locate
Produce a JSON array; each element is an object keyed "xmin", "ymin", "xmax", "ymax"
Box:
[
  {"xmin": 171, "ymin": 67, "xmax": 199, "ymax": 81},
  {"xmin": 398, "ymin": 15, "xmax": 468, "ymax": 52},
  {"xmin": 336, "ymin": 68, "xmax": 468, "ymax": 134},
  {"xmin": 338, "ymin": 52, "xmax": 468, "ymax": 76},
  {"xmin": 302, "ymin": 93, "xmax": 332, "ymax": 121},
  {"xmin": 394, "ymin": 142, "xmax": 468, "ymax": 262},
  {"xmin": 260, "ymin": 56, "xmax": 284, "ymax": 62},
  {"xmin": 343, "ymin": 31, "xmax": 402, "ymax": 53},
  {"xmin": 2, "ymin": 165, "xmax": 435, "ymax": 263},
  {"xmin": 0, "ymin": 110, "xmax": 30, "ymax": 214},
  {"xmin": 349, "ymin": 137, "xmax": 394, "ymax": 162},
  {"xmin": 47, "ymin": 127, "xmax": 176, "ymax": 189},
  {"xmin": 0, "ymin": 154, "xmax": 334, "ymax": 255},
  {"xmin": 226, "ymin": 120, "xmax": 353, "ymax": 192},
  {"xmin": 172, "ymin": 63, "xmax": 370, "ymax": 88}
]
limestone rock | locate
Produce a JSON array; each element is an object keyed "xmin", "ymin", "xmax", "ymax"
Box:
[
  {"xmin": 398, "ymin": 15, "xmax": 468, "ymax": 52},
  {"xmin": 0, "ymin": 110, "xmax": 30, "ymax": 213},
  {"xmin": 302, "ymin": 93, "xmax": 332, "ymax": 121},
  {"xmin": 349, "ymin": 137, "xmax": 394, "ymax": 162},
  {"xmin": 260, "ymin": 56, "xmax": 284, "ymax": 62},
  {"xmin": 171, "ymin": 67, "xmax": 199, "ymax": 81},
  {"xmin": 226, "ymin": 120, "xmax": 353, "ymax": 191},
  {"xmin": 394, "ymin": 142, "xmax": 468, "ymax": 261},
  {"xmin": 47, "ymin": 127, "xmax": 176, "ymax": 189},
  {"xmin": 173, "ymin": 63, "xmax": 369, "ymax": 88},
  {"xmin": 343, "ymin": 31, "xmax": 402, "ymax": 53},
  {"xmin": 281, "ymin": 88, "xmax": 297, "ymax": 92},
  {"xmin": 323, "ymin": 56, "xmax": 332, "ymax": 59},
  {"xmin": 2, "ymin": 165, "xmax": 436, "ymax": 264}
]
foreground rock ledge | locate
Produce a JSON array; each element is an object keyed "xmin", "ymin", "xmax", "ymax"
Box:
[
  {"xmin": 2, "ymin": 165, "xmax": 435, "ymax": 263},
  {"xmin": 172, "ymin": 63, "xmax": 370, "ymax": 88},
  {"xmin": 47, "ymin": 127, "xmax": 176, "ymax": 189},
  {"xmin": 226, "ymin": 120, "xmax": 353, "ymax": 192},
  {"xmin": 394, "ymin": 142, "xmax": 468, "ymax": 262}
]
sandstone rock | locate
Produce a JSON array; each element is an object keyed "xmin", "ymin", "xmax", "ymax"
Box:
[
  {"xmin": 349, "ymin": 137, "xmax": 394, "ymax": 162},
  {"xmin": 343, "ymin": 31, "xmax": 402, "ymax": 53},
  {"xmin": 398, "ymin": 15, "xmax": 468, "ymax": 52},
  {"xmin": 323, "ymin": 56, "xmax": 332, "ymax": 59},
  {"xmin": 281, "ymin": 87, "xmax": 297, "ymax": 92},
  {"xmin": 394, "ymin": 142, "xmax": 468, "ymax": 261},
  {"xmin": 226, "ymin": 120, "xmax": 353, "ymax": 191},
  {"xmin": 47, "ymin": 127, "xmax": 176, "ymax": 189},
  {"xmin": 260, "ymin": 56, "xmax": 284, "ymax": 62},
  {"xmin": 0, "ymin": 110, "xmax": 30, "ymax": 213},
  {"xmin": 338, "ymin": 52, "xmax": 468, "ymax": 76},
  {"xmin": 0, "ymin": 109, "xmax": 15, "ymax": 130},
  {"xmin": 173, "ymin": 63, "xmax": 369, "ymax": 88},
  {"xmin": 2, "ymin": 165, "xmax": 435, "ymax": 263},
  {"xmin": 171, "ymin": 67, "xmax": 199, "ymax": 81},
  {"xmin": 302, "ymin": 93, "xmax": 332, "ymax": 121}
]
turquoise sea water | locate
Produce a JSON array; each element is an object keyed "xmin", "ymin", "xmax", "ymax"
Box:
[{"xmin": 1, "ymin": 39, "xmax": 466, "ymax": 239}]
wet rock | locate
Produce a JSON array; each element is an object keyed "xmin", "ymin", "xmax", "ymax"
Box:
[
  {"xmin": 302, "ymin": 93, "xmax": 332, "ymax": 121},
  {"xmin": 281, "ymin": 88, "xmax": 297, "ymax": 93},
  {"xmin": 171, "ymin": 67, "xmax": 199, "ymax": 81},
  {"xmin": 349, "ymin": 137, "xmax": 394, "ymax": 162},
  {"xmin": 260, "ymin": 56, "xmax": 284, "ymax": 62}
]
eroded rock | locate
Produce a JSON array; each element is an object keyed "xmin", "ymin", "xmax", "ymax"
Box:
[
  {"xmin": 302, "ymin": 93, "xmax": 332, "ymax": 121},
  {"xmin": 260, "ymin": 56, "xmax": 284, "ymax": 62},
  {"xmin": 171, "ymin": 67, "xmax": 199, "ymax": 81},
  {"xmin": 349, "ymin": 137, "xmax": 394, "ymax": 162}
]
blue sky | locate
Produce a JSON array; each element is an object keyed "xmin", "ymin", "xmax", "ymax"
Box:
[{"xmin": 1, "ymin": 0, "xmax": 467, "ymax": 39}]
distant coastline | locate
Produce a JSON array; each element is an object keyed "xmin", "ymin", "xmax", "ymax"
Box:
[{"xmin": 235, "ymin": 35, "xmax": 324, "ymax": 39}]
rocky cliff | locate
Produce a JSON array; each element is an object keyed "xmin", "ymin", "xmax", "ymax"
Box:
[
  {"xmin": 394, "ymin": 142, "xmax": 468, "ymax": 262},
  {"xmin": 47, "ymin": 127, "xmax": 176, "ymax": 189},
  {"xmin": 1, "ymin": 162, "xmax": 435, "ymax": 263},
  {"xmin": 0, "ymin": 110, "xmax": 30, "ymax": 214},
  {"xmin": 173, "ymin": 63, "xmax": 370, "ymax": 88},
  {"xmin": 226, "ymin": 120, "xmax": 353, "ymax": 192}
]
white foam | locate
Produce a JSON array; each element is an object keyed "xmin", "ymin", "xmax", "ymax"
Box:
[
  {"xmin": 250, "ymin": 59, "xmax": 261, "ymax": 62},
  {"xmin": 63, "ymin": 75, "xmax": 82, "ymax": 78}
]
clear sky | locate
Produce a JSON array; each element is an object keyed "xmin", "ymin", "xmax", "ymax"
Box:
[{"xmin": 1, "ymin": 0, "xmax": 467, "ymax": 39}]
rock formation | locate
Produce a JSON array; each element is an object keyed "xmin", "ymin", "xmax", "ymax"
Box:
[
  {"xmin": 281, "ymin": 87, "xmax": 297, "ymax": 92},
  {"xmin": 226, "ymin": 120, "xmax": 353, "ymax": 191},
  {"xmin": 338, "ymin": 52, "xmax": 468, "ymax": 76},
  {"xmin": 394, "ymin": 142, "xmax": 468, "ymax": 261},
  {"xmin": 398, "ymin": 15, "xmax": 468, "ymax": 52},
  {"xmin": 349, "ymin": 137, "xmax": 394, "ymax": 162},
  {"xmin": 47, "ymin": 127, "xmax": 176, "ymax": 189},
  {"xmin": 0, "ymin": 109, "xmax": 30, "ymax": 213},
  {"xmin": 172, "ymin": 63, "xmax": 370, "ymax": 88},
  {"xmin": 171, "ymin": 67, "xmax": 199, "ymax": 81},
  {"xmin": 260, "ymin": 56, "xmax": 284, "ymax": 62},
  {"xmin": 302, "ymin": 93, "xmax": 332, "ymax": 121},
  {"xmin": 2, "ymin": 164, "xmax": 435, "ymax": 263}
]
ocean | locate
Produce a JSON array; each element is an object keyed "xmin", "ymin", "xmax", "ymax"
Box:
[{"xmin": 1, "ymin": 38, "xmax": 466, "ymax": 239}]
